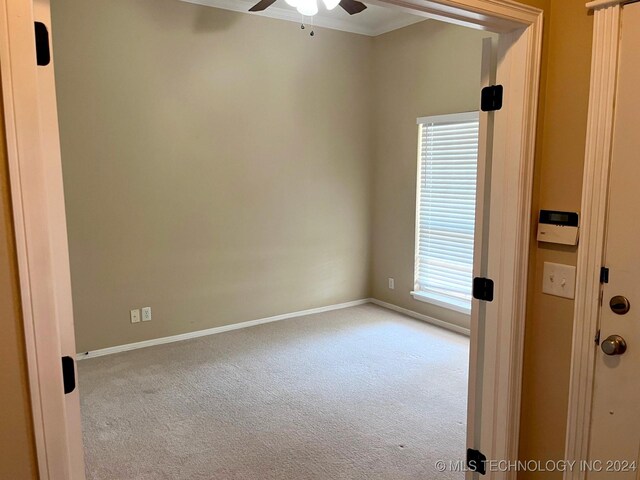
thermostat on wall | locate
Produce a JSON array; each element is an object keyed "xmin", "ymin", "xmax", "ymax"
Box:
[{"xmin": 537, "ymin": 210, "xmax": 579, "ymax": 246}]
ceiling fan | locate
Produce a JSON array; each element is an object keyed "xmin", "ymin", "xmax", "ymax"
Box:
[{"xmin": 249, "ymin": 0, "xmax": 367, "ymax": 17}]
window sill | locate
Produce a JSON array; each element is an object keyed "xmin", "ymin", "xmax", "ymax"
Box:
[{"xmin": 410, "ymin": 291, "xmax": 471, "ymax": 315}]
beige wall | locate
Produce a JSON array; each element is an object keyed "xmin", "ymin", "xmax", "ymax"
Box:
[
  {"xmin": 0, "ymin": 77, "xmax": 39, "ymax": 478},
  {"xmin": 51, "ymin": 0, "xmax": 373, "ymax": 352},
  {"xmin": 518, "ymin": 0, "xmax": 592, "ymax": 476},
  {"xmin": 370, "ymin": 20, "xmax": 492, "ymax": 330},
  {"xmin": 52, "ymin": 0, "xmax": 490, "ymax": 351}
]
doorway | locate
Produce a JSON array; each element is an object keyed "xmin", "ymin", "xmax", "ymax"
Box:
[
  {"xmin": 0, "ymin": 0, "xmax": 543, "ymax": 478},
  {"xmin": 54, "ymin": 5, "xmax": 494, "ymax": 476}
]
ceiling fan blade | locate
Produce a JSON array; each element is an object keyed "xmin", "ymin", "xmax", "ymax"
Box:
[
  {"xmin": 249, "ymin": 0, "xmax": 277, "ymax": 12},
  {"xmin": 339, "ymin": 0, "xmax": 367, "ymax": 15}
]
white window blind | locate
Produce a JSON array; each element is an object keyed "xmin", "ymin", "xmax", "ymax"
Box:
[{"xmin": 412, "ymin": 112, "xmax": 480, "ymax": 314}]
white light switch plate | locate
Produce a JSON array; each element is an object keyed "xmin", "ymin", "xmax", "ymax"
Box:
[
  {"xmin": 542, "ymin": 262, "xmax": 576, "ymax": 299},
  {"xmin": 130, "ymin": 309, "xmax": 141, "ymax": 323}
]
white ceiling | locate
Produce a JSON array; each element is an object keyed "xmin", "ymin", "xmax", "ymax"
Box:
[{"xmin": 181, "ymin": 0, "xmax": 428, "ymax": 36}]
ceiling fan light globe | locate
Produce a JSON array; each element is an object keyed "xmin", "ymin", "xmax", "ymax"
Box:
[
  {"xmin": 296, "ymin": 0, "xmax": 318, "ymax": 15},
  {"xmin": 284, "ymin": 0, "xmax": 298, "ymax": 7},
  {"xmin": 322, "ymin": 0, "xmax": 340, "ymax": 9}
]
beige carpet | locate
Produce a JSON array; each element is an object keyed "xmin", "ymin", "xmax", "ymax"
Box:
[{"xmin": 79, "ymin": 304, "xmax": 468, "ymax": 479}]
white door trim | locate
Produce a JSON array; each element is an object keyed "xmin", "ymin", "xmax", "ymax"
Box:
[
  {"xmin": 0, "ymin": 0, "xmax": 75, "ymax": 478},
  {"xmin": 564, "ymin": 2, "xmax": 624, "ymax": 478},
  {"xmin": 470, "ymin": 22, "xmax": 543, "ymax": 476},
  {"xmin": 0, "ymin": 1, "xmax": 542, "ymax": 479}
]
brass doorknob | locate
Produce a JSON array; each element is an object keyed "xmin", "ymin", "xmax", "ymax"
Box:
[{"xmin": 601, "ymin": 335, "xmax": 627, "ymax": 356}]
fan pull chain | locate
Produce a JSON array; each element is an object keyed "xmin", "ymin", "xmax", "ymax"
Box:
[{"xmin": 299, "ymin": 15, "xmax": 314, "ymax": 36}]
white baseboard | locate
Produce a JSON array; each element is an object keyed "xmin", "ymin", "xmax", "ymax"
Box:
[
  {"xmin": 76, "ymin": 298, "xmax": 371, "ymax": 360},
  {"xmin": 369, "ymin": 298, "xmax": 471, "ymax": 336},
  {"xmin": 77, "ymin": 297, "xmax": 469, "ymax": 360}
]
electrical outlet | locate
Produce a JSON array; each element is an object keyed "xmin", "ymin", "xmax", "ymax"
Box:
[
  {"xmin": 130, "ymin": 309, "xmax": 140, "ymax": 323},
  {"xmin": 141, "ymin": 306, "xmax": 152, "ymax": 322},
  {"xmin": 388, "ymin": 278, "xmax": 395, "ymax": 290}
]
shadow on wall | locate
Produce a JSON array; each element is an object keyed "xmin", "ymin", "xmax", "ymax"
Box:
[{"xmin": 134, "ymin": 0, "xmax": 241, "ymax": 34}]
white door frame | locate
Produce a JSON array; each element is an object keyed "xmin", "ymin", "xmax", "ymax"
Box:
[
  {"xmin": 0, "ymin": 0, "xmax": 542, "ymax": 479},
  {"xmin": 0, "ymin": 1, "xmax": 80, "ymax": 478},
  {"xmin": 564, "ymin": 1, "xmax": 626, "ymax": 478}
]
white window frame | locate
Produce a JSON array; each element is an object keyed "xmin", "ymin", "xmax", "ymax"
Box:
[{"xmin": 412, "ymin": 111, "xmax": 480, "ymax": 315}]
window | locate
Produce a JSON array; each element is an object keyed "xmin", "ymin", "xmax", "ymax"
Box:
[{"xmin": 412, "ymin": 112, "xmax": 480, "ymax": 314}]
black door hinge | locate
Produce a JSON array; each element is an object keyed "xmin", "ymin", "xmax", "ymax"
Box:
[
  {"xmin": 600, "ymin": 267, "xmax": 609, "ymax": 284},
  {"xmin": 34, "ymin": 22, "xmax": 50, "ymax": 66},
  {"xmin": 467, "ymin": 448, "xmax": 487, "ymax": 475},
  {"xmin": 61, "ymin": 356, "xmax": 76, "ymax": 394},
  {"xmin": 473, "ymin": 277, "xmax": 494, "ymax": 302},
  {"xmin": 481, "ymin": 85, "xmax": 503, "ymax": 112}
]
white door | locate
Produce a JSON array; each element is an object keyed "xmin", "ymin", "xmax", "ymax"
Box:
[
  {"xmin": 468, "ymin": 30, "xmax": 536, "ymax": 479},
  {"xmin": 33, "ymin": 0, "xmax": 86, "ymax": 478},
  {"xmin": 588, "ymin": 3, "xmax": 640, "ymax": 477},
  {"xmin": 466, "ymin": 35, "xmax": 497, "ymax": 478}
]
